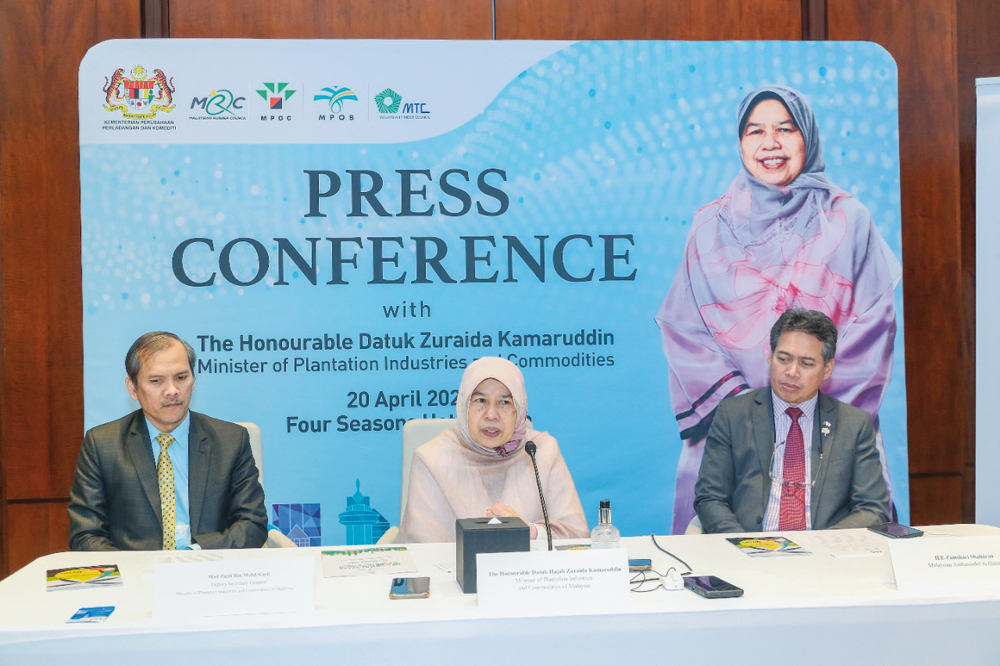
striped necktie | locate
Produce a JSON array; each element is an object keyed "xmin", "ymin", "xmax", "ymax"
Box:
[{"xmin": 778, "ymin": 407, "xmax": 807, "ymax": 531}]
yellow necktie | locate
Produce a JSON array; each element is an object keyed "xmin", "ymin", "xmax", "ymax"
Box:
[{"xmin": 156, "ymin": 433, "xmax": 176, "ymax": 550}]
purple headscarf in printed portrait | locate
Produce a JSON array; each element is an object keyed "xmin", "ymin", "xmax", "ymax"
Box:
[{"xmin": 656, "ymin": 84, "xmax": 902, "ymax": 533}]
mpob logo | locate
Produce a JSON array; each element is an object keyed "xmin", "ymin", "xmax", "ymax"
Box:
[{"xmin": 313, "ymin": 85, "xmax": 359, "ymax": 122}]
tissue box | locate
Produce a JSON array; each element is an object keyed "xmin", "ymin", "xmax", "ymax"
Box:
[{"xmin": 455, "ymin": 517, "xmax": 530, "ymax": 593}]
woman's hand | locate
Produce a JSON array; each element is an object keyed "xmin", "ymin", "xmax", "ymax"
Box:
[{"xmin": 485, "ymin": 503, "xmax": 538, "ymax": 539}]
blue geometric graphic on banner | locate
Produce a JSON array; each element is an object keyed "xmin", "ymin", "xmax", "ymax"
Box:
[
  {"xmin": 272, "ymin": 503, "xmax": 322, "ymax": 547},
  {"xmin": 338, "ymin": 480, "xmax": 390, "ymax": 545}
]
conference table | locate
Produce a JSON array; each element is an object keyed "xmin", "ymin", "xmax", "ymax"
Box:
[{"xmin": 2, "ymin": 525, "xmax": 1000, "ymax": 664}]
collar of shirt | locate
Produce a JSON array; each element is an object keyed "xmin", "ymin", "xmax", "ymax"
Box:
[
  {"xmin": 771, "ymin": 390, "xmax": 819, "ymax": 425},
  {"xmin": 146, "ymin": 412, "xmax": 191, "ymax": 465}
]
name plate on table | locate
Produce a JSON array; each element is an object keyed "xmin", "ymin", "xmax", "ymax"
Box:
[
  {"xmin": 476, "ymin": 548, "xmax": 629, "ymax": 611},
  {"xmin": 887, "ymin": 535, "xmax": 1000, "ymax": 593},
  {"xmin": 154, "ymin": 556, "xmax": 314, "ymax": 621}
]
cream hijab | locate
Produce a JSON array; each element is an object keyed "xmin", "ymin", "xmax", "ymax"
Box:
[{"xmin": 456, "ymin": 357, "xmax": 528, "ymax": 459}]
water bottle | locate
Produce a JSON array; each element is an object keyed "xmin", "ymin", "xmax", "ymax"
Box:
[{"xmin": 590, "ymin": 499, "xmax": 621, "ymax": 548}]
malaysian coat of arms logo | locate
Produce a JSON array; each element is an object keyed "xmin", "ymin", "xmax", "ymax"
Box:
[{"xmin": 103, "ymin": 65, "xmax": 176, "ymax": 118}]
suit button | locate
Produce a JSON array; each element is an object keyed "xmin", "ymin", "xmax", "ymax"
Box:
[{"xmin": 756, "ymin": 516, "xmax": 762, "ymax": 524}]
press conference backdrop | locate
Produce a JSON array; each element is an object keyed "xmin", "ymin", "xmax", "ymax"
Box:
[
  {"xmin": 79, "ymin": 40, "xmax": 908, "ymax": 544},
  {"xmin": 977, "ymin": 77, "xmax": 1000, "ymax": 528}
]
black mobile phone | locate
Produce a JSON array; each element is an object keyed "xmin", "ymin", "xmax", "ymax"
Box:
[
  {"xmin": 628, "ymin": 558, "xmax": 652, "ymax": 572},
  {"xmin": 868, "ymin": 522, "xmax": 924, "ymax": 539},
  {"xmin": 683, "ymin": 575, "xmax": 744, "ymax": 599},
  {"xmin": 389, "ymin": 576, "xmax": 431, "ymax": 599}
]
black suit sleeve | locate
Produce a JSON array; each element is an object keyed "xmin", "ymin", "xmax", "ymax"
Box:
[
  {"xmin": 828, "ymin": 412, "xmax": 890, "ymax": 529},
  {"xmin": 192, "ymin": 426, "xmax": 267, "ymax": 549},
  {"xmin": 695, "ymin": 398, "xmax": 749, "ymax": 533},
  {"xmin": 68, "ymin": 430, "xmax": 120, "ymax": 551}
]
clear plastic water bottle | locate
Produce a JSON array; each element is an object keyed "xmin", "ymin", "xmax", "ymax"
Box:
[{"xmin": 590, "ymin": 499, "xmax": 621, "ymax": 548}]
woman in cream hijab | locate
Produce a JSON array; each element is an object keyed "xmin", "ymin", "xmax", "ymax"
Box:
[{"xmin": 398, "ymin": 357, "xmax": 589, "ymax": 543}]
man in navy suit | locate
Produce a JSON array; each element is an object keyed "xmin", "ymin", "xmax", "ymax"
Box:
[
  {"xmin": 695, "ymin": 309, "xmax": 889, "ymax": 533},
  {"xmin": 69, "ymin": 332, "xmax": 266, "ymax": 550}
]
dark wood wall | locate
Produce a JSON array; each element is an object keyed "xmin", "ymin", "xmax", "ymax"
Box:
[{"xmin": 0, "ymin": 0, "xmax": 991, "ymax": 577}]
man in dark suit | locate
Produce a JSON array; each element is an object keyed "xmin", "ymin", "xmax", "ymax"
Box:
[
  {"xmin": 69, "ymin": 332, "xmax": 267, "ymax": 550},
  {"xmin": 695, "ymin": 309, "xmax": 889, "ymax": 533}
]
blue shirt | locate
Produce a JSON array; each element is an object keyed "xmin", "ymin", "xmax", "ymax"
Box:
[{"xmin": 144, "ymin": 413, "xmax": 200, "ymax": 549}]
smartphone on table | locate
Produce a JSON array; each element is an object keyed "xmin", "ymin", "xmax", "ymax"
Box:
[
  {"xmin": 628, "ymin": 558, "xmax": 652, "ymax": 572},
  {"xmin": 683, "ymin": 575, "xmax": 744, "ymax": 598},
  {"xmin": 389, "ymin": 576, "xmax": 430, "ymax": 599},
  {"xmin": 868, "ymin": 522, "xmax": 923, "ymax": 539}
]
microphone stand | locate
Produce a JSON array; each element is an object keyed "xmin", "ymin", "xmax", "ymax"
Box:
[{"xmin": 524, "ymin": 441, "xmax": 552, "ymax": 551}]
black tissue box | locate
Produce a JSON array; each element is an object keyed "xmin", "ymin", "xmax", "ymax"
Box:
[{"xmin": 455, "ymin": 517, "xmax": 530, "ymax": 593}]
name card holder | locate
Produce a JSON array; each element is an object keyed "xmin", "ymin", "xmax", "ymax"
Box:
[
  {"xmin": 154, "ymin": 555, "xmax": 315, "ymax": 622},
  {"xmin": 476, "ymin": 548, "xmax": 629, "ymax": 612},
  {"xmin": 887, "ymin": 535, "xmax": 1000, "ymax": 593}
]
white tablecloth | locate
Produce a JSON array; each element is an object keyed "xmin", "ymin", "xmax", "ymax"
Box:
[{"xmin": 3, "ymin": 525, "xmax": 1000, "ymax": 664}]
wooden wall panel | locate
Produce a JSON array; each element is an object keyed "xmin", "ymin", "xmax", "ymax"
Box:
[
  {"xmin": 828, "ymin": 0, "xmax": 969, "ymax": 520},
  {"xmin": 495, "ymin": 0, "xmax": 801, "ymax": 40},
  {"xmin": 958, "ymin": 0, "xmax": 1000, "ymax": 523},
  {"xmin": 909, "ymin": 475, "xmax": 964, "ymax": 526},
  {"xmin": 170, "ymin": 0, "xmax": 494, "ymax": 39},
  {"xmin": 0, "ymin": 0, "xmax": 142, "ymax": 495},
  {"xmin": 6, "ymin": 502, "xmax": 71, "ymax": 574},
  {"xmin": 0, "ymin": 0, "xmax": 142, "ymax": 577}
]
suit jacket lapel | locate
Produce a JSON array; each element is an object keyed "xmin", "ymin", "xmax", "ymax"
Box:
[
  {"xmin": 810, "ymin": 392, "xmax": 837, "ymax": 518},
  {"xmin": 752, "ymin": 389, "xmax": 776, "ymax": 507},
  {"xmin": 188, "ymin": 412, "xmax": 210, "ymax": 537},
  {"xmin": 125, "ymin": 410, "xmax": 162, "ymax": 523}
]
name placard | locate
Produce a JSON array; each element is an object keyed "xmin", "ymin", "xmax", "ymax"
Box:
[
  {"xmin": 887, "ymin": 535, "xmax": 1000, "ymax": 593},
  {"xmin": 476, "ymin": 548, "xmax": 629, "ymax": 611},
  {"xmin": 153, "ymin": 555, "xmax": 315, "ymax": 621}
]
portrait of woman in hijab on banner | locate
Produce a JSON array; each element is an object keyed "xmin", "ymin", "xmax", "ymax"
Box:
[
  {"xmin": 656, "ymin": 84, "xmax": 902, "ymax": 534},
  {"xmin": 398, "ymin": 357, "xmax": 589, "ymax": 543}
]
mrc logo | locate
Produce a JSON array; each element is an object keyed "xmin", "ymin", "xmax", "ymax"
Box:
[{"xmin": 189, "ymin": 89, "xmax": 247, "ymax": 120}]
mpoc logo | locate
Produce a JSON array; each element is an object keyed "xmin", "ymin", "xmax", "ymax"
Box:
[
  {"xmin": 375, "ymin": 87, "xmax": 431, "ymax": 119},
  {"xmin": 100, "ymin": 64, "xmax": 177, "ymax": 131},
  {"xmin": 188, "ymin": 89, "xmax": 247, "ymax": 121},
  {"xmin": 313, "ymin": 85, "xmax": 358, "ymax": 121},
  {"xmin": 255, "ymin": 82, "xmax": 297, "ymax": 121}
]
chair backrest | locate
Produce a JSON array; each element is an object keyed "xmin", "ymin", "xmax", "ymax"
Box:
[
  {"xmin": 264, "ymin": 528, "xmax": 297, "ymax": 548},
  {"xmin": 400, "ymin": 418, "xmax": 457, "ymax": 519},
  {"xmin": 685, "ymin": 515, "xmax": 704, "ymax": 535},
  {"xmin": 399, "ymin": 417, "xmax": 533, "ymax": 519},
  {"xmin": 235, "ymin": 421, "xmax": 264, "ymax": 490}
]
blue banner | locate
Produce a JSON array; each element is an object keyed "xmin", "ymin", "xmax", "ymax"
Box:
[{"xmin": 80, "ymin": 39, "xmax": 907, "ymax": 542}]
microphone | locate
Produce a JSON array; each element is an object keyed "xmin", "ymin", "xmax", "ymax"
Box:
[{"xmin": 524, "ymin": 441, "xmax": 552, "ymax": 551}]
